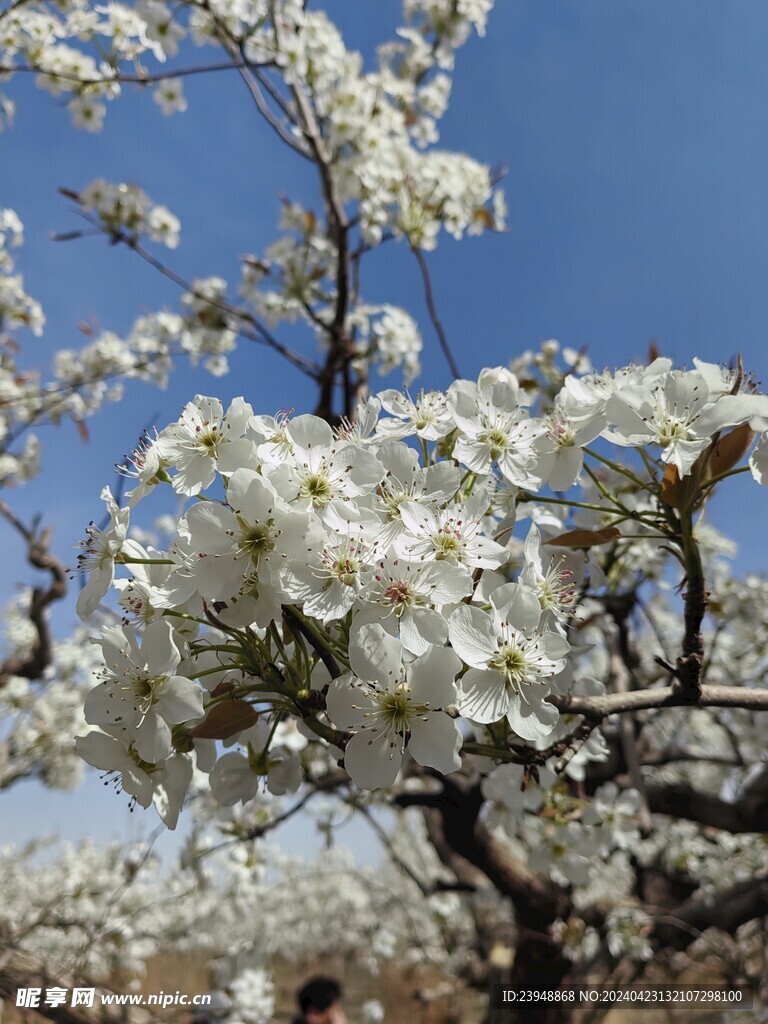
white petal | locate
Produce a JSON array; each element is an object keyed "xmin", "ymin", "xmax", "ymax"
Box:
[
  {"xmin": 227, "ymin": 469, "xmax": 278, "ymax": 521},
  {"xmin": 184, "ymin": 502, "xmax": 238, "ymax": 554},
  {"xmin": 456, "ymin": 668, "xmax": 510, "ymax": 723},
  {"xmin": 491, "ymin": 583, "xmax": 542, "ymax": 632},
  {"xmin": 153, "ymin": 754, "xmax": 192, "ymax": 829},
  {"xmin": 156, "ymin": 675, "xmax": 205, "ymax": 724},
  {"xmin": 333, "ymin": 445, "xmax": 385, "ymax": 492},
  {"xmin": 343, "ymin": 730, "xmax": 403, "ymax": 790},
  {"xmin": 326, "ymin": 675, "xmax": 375, "ymax": 730},
  {"xmin": 547, "ymin": 447, "xmax": 583, "ymax": 491},
  {"xmin": 210, "ymin": 751, "xmax": 257, "ymax": 805},
  {"xmin": 398, "ymin": 501, "xmax": 438, "ymax": 538},
  {"xmin": 288, "ymin": 413, "xmax": 334, "ymax": 450},
  {"xmin": 349, "ymin": 622, "xmax": 403, "ymax": 684},
  {"xmin": 216, "ymin": 437, "xmax": 259, "ymax": 474},
  {"xmin": 750, "ymin": 433, "xmax": 768, "ymax": 485},
  {"xmin": 408, "ymin": 714, "xmax": 462, "ymax": 774},
  {"xmin": 400, "ymin": 606, "xmax": 447, "ymax": 655},
  {"xmin": 84, "ymin": 682, "xmax": 130, "ymax": 727},
  {"xmin": 418, "ymin": 562, "xmax": 473, "ymax": 604},
  {"xmin": 76, "ymin": 566, "xmax": 113, "ymax": 619},
  {"xmin": 408, "ymin": 646, "xmax": 461, "ymax": 706},
  {"xmin": 134, "ymin": 712, "xmax": 172, "ymax": 762},
  {"xmin": 448, "ymin": 605, "xmax": 496, "ymax": 668},
  {"xmin": 506, "ymin": 693, "xmax": 559, "ymax": 741},
  {"xmin": 141, "ymin": 619, "xmax": 181, "ymax": 676},
  {"xmin": 76, "ymin": 731, "xmax": 132, "ymax": 772}
]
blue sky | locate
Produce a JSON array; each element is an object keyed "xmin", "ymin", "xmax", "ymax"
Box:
[{"xmin": 3, "ymin": 0, "xmax": 768, "ymax": 850}]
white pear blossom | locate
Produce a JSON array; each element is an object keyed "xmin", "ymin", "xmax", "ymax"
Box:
[
  {"xmin": 372, "ymin": 440, "xmax": 460, "ymax": 550},
  {"xmin": 74, "ymin": 486, "xmax": 130, "ymax": 619},
  {"xmin": 377, "ymin": 388, "xmax": 454, "ymax": 440},
  {"xmin": 153, "ymin": 78, "xmax": 187, "ymax": 115},
  {"xmin": 356, "ymin": 553, "xmax": 472, "ymax": 654},
  {"xmin": 83, "ymin": 620, "xmax": 203, "ymax": 762},
  {"xmin": 156, "ymin": 395, "xmax": 255, "ymax": 495},
  {"xmin": 519, "ymin": 524, "xmax": 581, "ymax": 629},
  {"xmin": 281, "ymin": 522, "xmax": 376, "ymax": 624},
  {"xmin": 265, "ymin": 413, "xmax": 384, "ymax": 520},
  {"xmin": 75, "ymin": 731, "xmax": 191, "ymax": 828},
  {"xmin": 450, "ymin": 367, "xmax": 544, "ymax": 487},
  {"xmin": 532, "ymin": 390, "xmax": 606, "ymax": 491},
  {"xmin": 396, "ymin": 493, "xmax": 510, "ymax": 573},
  {"xmin": 605, "ymin": 371, "xmax": 768, "ymax": 476},
  {"xmin": 210, "ymin": 721, "xmax": 302, "ymax": 804},
  {"xmin": 449, "ymin": 583, "xmax": 568, "ymax": 739},
  {"xmin": 326, "ymin": 624, "xmax": 463, "ymax": 788}
]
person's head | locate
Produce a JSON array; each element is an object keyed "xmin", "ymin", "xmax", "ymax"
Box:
[{"xmin": 296, "ymin": 976, "xmax": 346, "ymax": 1024}]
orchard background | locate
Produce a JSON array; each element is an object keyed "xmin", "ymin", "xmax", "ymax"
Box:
[{"xmin": 3, "ymin": 3, "xmax": 768, "ymax": 1024}]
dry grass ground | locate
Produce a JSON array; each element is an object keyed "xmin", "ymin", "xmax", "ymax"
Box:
[{"xmin": 2, "ymin": 952, "xmax": 762, "ymax": 1023}]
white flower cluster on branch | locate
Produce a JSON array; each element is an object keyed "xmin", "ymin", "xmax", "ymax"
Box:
[
  {"xmin": 73, "ymin": 355, "xmax": 768, "ymax": 827},
  {"xmin": 0, "ymin": 824, "xmax": 478, "ymax": 997}
]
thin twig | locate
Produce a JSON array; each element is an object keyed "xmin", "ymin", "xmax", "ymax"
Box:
[{"xmin": 411, "ymin": 245, "xmax": 461, "ymax": 379}]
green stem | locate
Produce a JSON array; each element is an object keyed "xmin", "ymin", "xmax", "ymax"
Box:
[
  {"xmin": 302, "ymin": 714, "xmax": 348, "ymax": 749},
  {"xmin": 189, "ymin": 644, "xmax": 245, "ymax": 657},
  {"xmin": 583, "ymin": 446, "xmax": 653, "ymax": 493},
  {"xmin": 461, "ymin": 741, "xmax": 525, "ymax": 763},
  {"xmin": 194, "ymin": 665, "xmax": 243, "ymax": 680},
  {"xmin": 698, "ymin": 463, "xmax": 751, "ymax": 496},
  {"xmin": 582, "ymin": 463, "xmax": 631, "ymax": 512},
  {"xmin": 420, "ymin": 437, "xmax": 430, "ymax": 466},
  {"xmin": 519, "ymin": 492, "xmax": 628, "ymax": 517},
  {"xmin": 118, "ymin": 556, "xmax": 175, "ymax": 565},
  {"xmin": 638, "ymin": 447, "xmax": 661, "ymax": 490},
  {"xmin": 163, "ymin": 610, "xmax": 213, "ymax": 627}
]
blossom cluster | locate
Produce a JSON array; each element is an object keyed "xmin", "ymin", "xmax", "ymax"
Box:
[
  {"xmin": 0, "ymin": 1, "xmax": 507, "ymax": 497},
  {"xmin": 76, "ymin": 179, "xmax": 181, "ymax": 249},
  {"xmin": 0, "ymin": 204, "xmax": 245, "ymax": 492},
  {"xmin": 75, "ymin": 357, "xmax": 768, "ymax": 827},
  {"xmin": 2, "ymin": 0, "xmax": 504, "ymax": 246},
  {"xmin": 0, "ymin": 829, "xmax": 473, "ymax": 1001}
]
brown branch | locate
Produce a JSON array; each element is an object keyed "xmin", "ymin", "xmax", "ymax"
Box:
[
  {"xmin": 654, "ymin": 873, "xmax": 768, "ymax": 947},
  {"xmin": 411, "ymin": 245, "xmax": 461, "ymax": 379},
  {"xmin": 243, "ymin": 772, "xmax": 347, "ymax": 840},
  {"xmin": 270, "ymin": 18, "xmax": 357, "ymax": 421},
  {"xmin": 234, "ymin": 65, "xmax": 309, "ymax": 155},
  {"xmin": 282, "ymin": 605, "xmax": 340, "ymax": 680},
  {"xmin": 0, "ymin": 503, "xmax": 67, "ymax": 688},
  {"xmin": 606, "ymin": 597, "xmax": 653, "ymax": 832},
  {"xmin": 645, "ymin": 781, "xmax": 768, "ymax": 833},
  {"xmin": 0, "ymin": 59, "xmax": 266, "ymax": 85},
  {"xmin": 66, "ymin": 221, "xmax": 321, "ymax": 378},
  {"xmin": 353, "ymin": 801, "xmax": 435, "ymax": 897},
  {"xmin": 394, "ymin": 775, "xmax": 568, "ymax": 924},
  {"xmin": 552, "ymin": 684, "xmax": 768, "ymax": 718}
]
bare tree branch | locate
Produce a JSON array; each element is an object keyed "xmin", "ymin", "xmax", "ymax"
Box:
[
  {"xmin": 552, "ymin": 684, "xmax": 768, "ymax": 718},
  {"xmin": 655, "ymin": 873, "xmax": 768, "ymax": 947},
  {"xmin": 0, "ymin": 59, "xmax": 269, "ymax": 85},
  {"xmin": 411, "ymin": 245, "xmax": 461, "ymax": 379},
  {"xmin": 0, "ymin": 503, "xmax": 67, "ymax": 688},
  {"xmin": 645, "ymin": 781, "xmax": 768, "ymax": 834}
]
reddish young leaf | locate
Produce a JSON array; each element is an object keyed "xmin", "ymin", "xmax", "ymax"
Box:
[
  {"xmin": 660, "ymin": 463, "xmax": 685, "ymax": 508},
  {"xmin": 707, "ymin": 423, "xmax": 754, "ymax": 479},
  {"xmin": 190, "ymin": 699, "xmax": 258, "ymax": 740}
]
